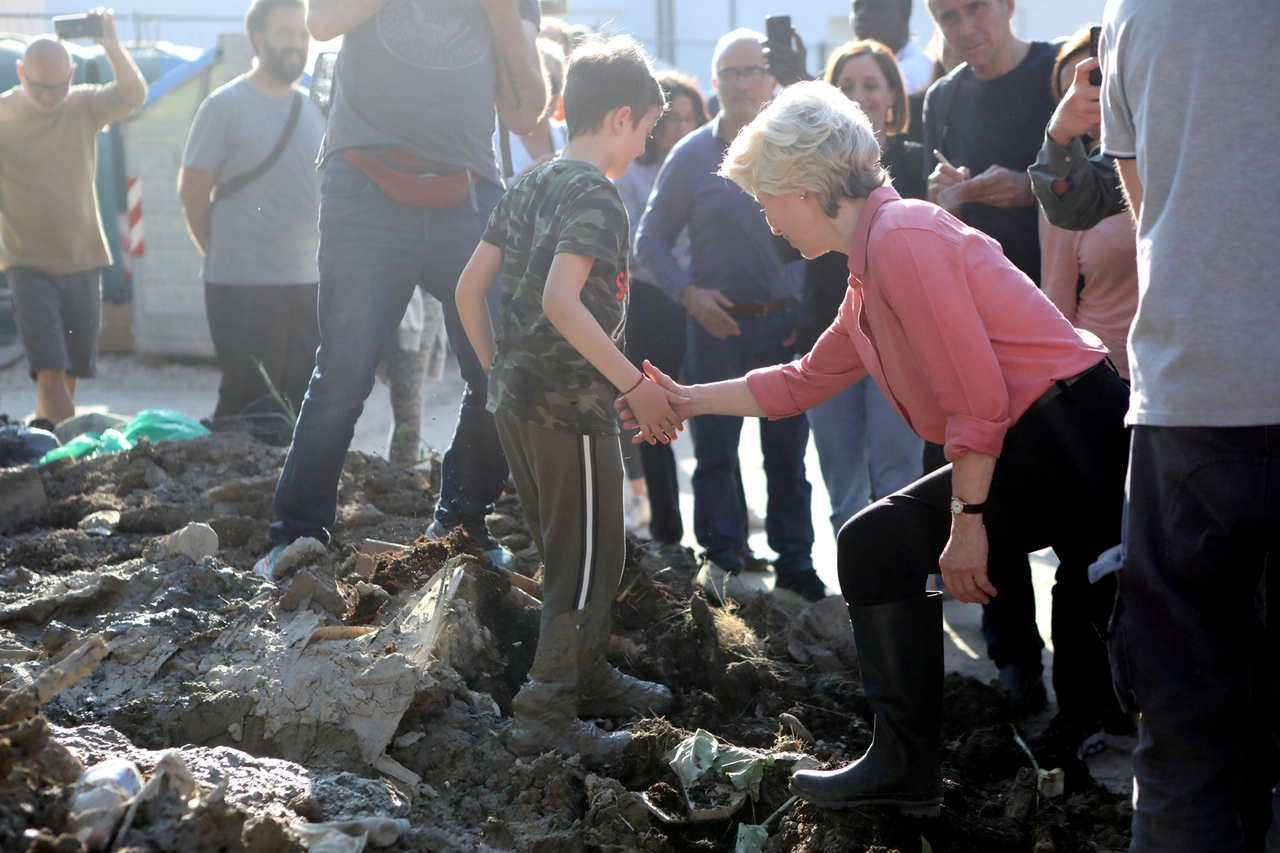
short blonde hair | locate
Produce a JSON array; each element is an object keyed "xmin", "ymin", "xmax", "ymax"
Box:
[{"xmin": 719, "ymin": 81, "xmax": 887, "ymax": 218}]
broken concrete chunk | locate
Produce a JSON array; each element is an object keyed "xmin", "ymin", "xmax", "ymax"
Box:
[
  {"xmin": 77, "ymin": 510, "xmax": 120, "ymax": 536},
  {"xmin": 40, "ymin": 622, "xmax": 78, "ymax": 656},
  {"xmin": 144, "ymin": 522, "xmax": 220, "ymax": 562},
  {"xmin": 280, "ymin": 568, "xmax": 351, "ymax": 617}
]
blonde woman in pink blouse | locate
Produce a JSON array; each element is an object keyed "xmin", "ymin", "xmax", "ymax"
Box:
[{"xmin": 619, "ymin": 82, "xmax": 1131, "ymax": 815}]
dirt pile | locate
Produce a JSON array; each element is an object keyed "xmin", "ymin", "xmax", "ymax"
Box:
[{"xmin": 1, "ymin": 434, "xmax": 1133, "ymax": 852}]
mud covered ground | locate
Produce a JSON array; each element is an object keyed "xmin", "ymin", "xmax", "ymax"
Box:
[{"xmin": 1, "ymin": 434, "xmax": 1133, "ymax": 852}]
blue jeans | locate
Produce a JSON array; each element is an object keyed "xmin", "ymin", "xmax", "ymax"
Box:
[
  {"xmin": 808, "ymin": 375, "xmax": 923, "ymax": 536},
  {"xmin": 1115, "ymin": 425, "xmax": 1280, "ymax": 852},
  {"xmin": 270, "ymin": 160, "xmax": 506, "ymax": 544},
  {"xmin": 683, "ymin": 308, "xmax": 814, "ymax": 575}
]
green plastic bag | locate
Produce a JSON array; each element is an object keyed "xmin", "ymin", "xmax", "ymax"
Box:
[
  {"xmin": 98, "ymin": 428, "xmax": 135, "ymax": 455},
  {"xmin": 39, "ymin": 432, "xmax": 103, "ymax": 464},
  {"xmin": 120, "ymin": 409, "xmax": 210, "ymax": 444}
]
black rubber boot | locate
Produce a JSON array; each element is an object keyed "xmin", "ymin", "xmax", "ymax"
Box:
[
  {"xmin": 507, "ymin": 613, "xmax": 632, "ymax": 763},
  {"xmin": 577, "ymin": 593, "xmax": 673, "ymax": 717},
  {"xmin": 790, "ymin": 591, "xmax": 945, "ymax": 816}
]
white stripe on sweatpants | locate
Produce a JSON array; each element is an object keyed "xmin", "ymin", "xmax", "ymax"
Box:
[{"xmin": 577, "ymin": 434, "xmax": 594, "ymax": 611}]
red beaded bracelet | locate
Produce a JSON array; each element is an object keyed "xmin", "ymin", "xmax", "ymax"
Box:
[{"xmin": 621, "ymin": 374, "xmax": 646, "ymax": 396}]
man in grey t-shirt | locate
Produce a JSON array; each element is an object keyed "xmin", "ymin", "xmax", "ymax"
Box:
[
  {"xmin": 178, "ymin": 0, "xmax": 325, "ymax": 441},
  {"xmin": 1100, "ymin": 1, "xmax": 1280, "ymax": 849},
  {"xmin": 256, "ymin": 0, "xmax": 545, "ymax": 578}
]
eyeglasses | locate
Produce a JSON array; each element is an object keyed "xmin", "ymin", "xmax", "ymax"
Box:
[
  {"xmin": 716, "ymin": 66, "xmax": 768, "ymax": 84},
  {"xmin": 25, "ymin": 79, "xmax": 70, "ymax": 95}
]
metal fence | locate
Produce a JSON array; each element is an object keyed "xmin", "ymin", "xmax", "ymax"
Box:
[{"xmin": 0, "ymin": 11, "xmax": 241, "ymax": 45}]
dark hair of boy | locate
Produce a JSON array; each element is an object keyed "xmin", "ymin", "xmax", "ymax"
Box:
[
  {"xmin": 245, "ymin": 0, "xmax": 303, "ymax": 40},
  {"xmin": 563, "ymin": 35, "xmax": 667, "ymax": 140}
]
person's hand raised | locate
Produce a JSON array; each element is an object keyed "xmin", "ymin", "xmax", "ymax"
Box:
[
  {"xmin": 615, "ymin": 361, "xmax": 692, "ymax": 443},
  {"xmin": 680, "ymin": 285, "xmax": 740, "ymax": 340},
  {"xmin": 763, "ymin": 26, "xmax": 812, "ymax": 87},
  {"xmin": 93, "ymin": 8, "xmax": 120, "ymax": 48},
  {"xmin": 1047, "ymin": 57, "xmax": 1103, "ymax": 147}
]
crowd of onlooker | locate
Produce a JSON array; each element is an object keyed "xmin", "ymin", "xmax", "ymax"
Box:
[{"xmin": 2, "ymin": 0, "xmax": 1275, "ymax": 849}]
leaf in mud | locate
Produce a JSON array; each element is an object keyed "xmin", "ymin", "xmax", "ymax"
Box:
[
  {"xmin": 715, "ymin": 744, "xmax": 771, "ymax": 801},
  {"xmin": 734, "ymin": 823, "xmax": 769, "ymax": 853},
  {"xmin": 667, "ymin": 729, "xmax": 719, "ymax": 789}
]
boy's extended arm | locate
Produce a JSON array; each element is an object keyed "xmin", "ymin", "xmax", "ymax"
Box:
[
  {"xmin": 543, "ymin": 253, "xmax": 683, "ymax": 443},
  {"xmin": 456, "ymin": 241, "xmax": 503, "ymax": 374}
]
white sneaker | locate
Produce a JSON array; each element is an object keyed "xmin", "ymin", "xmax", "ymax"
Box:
[
  {"xmin": 695, "ymin": 561, "xmax": 758, "ymax": 606},
  {"xmin": 623, "ymin": 491, "xmax": 651, "ymax": 536}
]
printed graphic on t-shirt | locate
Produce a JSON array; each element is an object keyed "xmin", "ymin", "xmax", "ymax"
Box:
[{"xmin": 377, "ymin": 0, "xmax": 491, "ymax": 70}]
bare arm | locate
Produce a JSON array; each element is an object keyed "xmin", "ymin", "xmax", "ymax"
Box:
[
  {"xmin": 1116, "ymin": 158, "xmax": 1143, "ymax": 225},
  {"xmin": 482, "ymin": 0, "xmax": 545, "ymax": 136},
  {"xmin": 456, "ymin": 241, "xmax": 503, "ymax": 374},
  {"xmin": 543, "ymin": 253, "xmax": 681, "ymax": 442},
  {"xmin": 177, "ymin": 167, "xmax": 216, "ymax": 255},
  {"xmin": 938, "ymin": 449, "xmax": 999, "ymax": 604},
  {"xmin": 305, "ymin": 0, "xmax": 391, "ymax": 42}
]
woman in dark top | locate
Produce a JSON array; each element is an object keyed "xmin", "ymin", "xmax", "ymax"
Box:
[{"xmin": 799, "ymin": 40, "xmax": 926, "ymax": 537}]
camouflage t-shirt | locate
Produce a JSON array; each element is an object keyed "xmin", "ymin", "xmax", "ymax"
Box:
[{"xmin": 483, "ymin": 159, "xmax": 630, "ymax": 434}]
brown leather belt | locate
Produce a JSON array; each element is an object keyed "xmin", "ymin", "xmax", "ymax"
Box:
[{"xmin": 725, "ymin": 299, "xmax": 797, "ymax": 318}]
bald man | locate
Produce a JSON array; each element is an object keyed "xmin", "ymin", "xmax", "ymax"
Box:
[{"xmin": 0, "ymin": 11, "xmax": 146, "ymax": 423}]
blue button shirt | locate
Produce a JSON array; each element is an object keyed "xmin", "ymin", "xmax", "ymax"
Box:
[{"xmin": 635, "ymin": 116, "xmax": 803, "ymax": 305}]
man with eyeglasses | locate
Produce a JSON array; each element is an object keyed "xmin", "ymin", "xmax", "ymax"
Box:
[
  {"xmin": 0, "ymin": 10, "xmax": 146, "ymax": 425},
  {"xmin": 636, "ymin": 29, "xmax": 822, "ymax": 606}
]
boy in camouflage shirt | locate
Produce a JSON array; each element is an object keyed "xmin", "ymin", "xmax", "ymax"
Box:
[{"xmin": 456, "ymin": 36, "xmax": 677, "ymax": 762}]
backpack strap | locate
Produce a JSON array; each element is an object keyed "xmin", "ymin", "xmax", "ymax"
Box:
[{"xmin": 211, "ymin": 90, "xmax": 304, "ymax": 205}]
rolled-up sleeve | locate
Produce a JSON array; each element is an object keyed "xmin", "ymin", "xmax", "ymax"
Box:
[
  {"xmin": 746, "ymin": 290, "xmax": 868, "ymax": 418},
  {"xmin": 876, "ymin": 227, "xmax": 1012, "ymax": 460}
]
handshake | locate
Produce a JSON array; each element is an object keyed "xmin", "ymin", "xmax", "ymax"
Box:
[{"xmin": 614, "ymin": 360, "xmax": 693, "ymax": 445}]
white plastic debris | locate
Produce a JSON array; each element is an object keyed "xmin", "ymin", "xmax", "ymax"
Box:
[
  {"xmin": 147, "ymin": 522, "xmax": 220, "ymax": 562},
  {"xmin": 68, "ymin": 757, "xmax": 143, "ymax": 851}
]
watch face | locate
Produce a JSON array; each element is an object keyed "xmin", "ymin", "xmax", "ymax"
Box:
[{"xmin": 950, "ymin": 498, "xmax": 964, "ymax": 515}]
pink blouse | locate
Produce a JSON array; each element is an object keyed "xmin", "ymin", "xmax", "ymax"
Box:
[
  {"xmin": 746, "ymin": 186, "xmax": 1107, "ymax": 461},
  {"xmin": 1039, "ymin": 211, "xmax": 1139, "ymax": 379}
]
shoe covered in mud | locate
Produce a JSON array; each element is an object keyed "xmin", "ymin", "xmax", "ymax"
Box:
[
  {"xmin": 773, "ymin": 569, "xmax": 829, "ymax": 604},
  {"xmin": 1032, "ymin": 712, "xmax": 1106, "ymax": 764},
  {"xmin": 425, "ymin": 517, "xmax": 516, "ymax": 571},
  {"xmin": 253, "ymin": 543, "xmax": 288, "ymax": 580},
  {"xmin": 790, "ymin": 593, "xmax": 945, "ymax": 817},
  {"xmin": 507, "ymin": 613, "xmax": 632, "ymax": 764},
  {"xmin": 738, "ymin": 551, "xmax": 773, "ymax": 574},
  {"xmin": 998, "ymin": 663, "xmax": 1048, "ymax": 717},
  {"xmin": 695, "ymin": 561, "xmax": 758, "ymax": 606},
  {"xmin": 578, "ymin": 660, "xmax": 673, "ymax": 718}
]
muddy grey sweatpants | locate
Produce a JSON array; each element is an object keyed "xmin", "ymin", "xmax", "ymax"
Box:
[{"xmin": 495, "ymin": 413, "xmax": 625, "ymax": 630}]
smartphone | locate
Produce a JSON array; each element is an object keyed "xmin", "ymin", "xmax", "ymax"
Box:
[
  {"xmin": 53, "ymin": 12, "xmax": 104, "ymax": 40},
  {"xmin": 765, "ymin": 14, "xmax": 792, "ymax": 47},
  {"xmin": 1088, "ymin": 25, "xmax": 1103, "ymax": 86}
]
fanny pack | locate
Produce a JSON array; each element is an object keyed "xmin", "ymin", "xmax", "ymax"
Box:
[{"xmin": 343, "ymin": 149, "xmax": 478, "ymax": 209}]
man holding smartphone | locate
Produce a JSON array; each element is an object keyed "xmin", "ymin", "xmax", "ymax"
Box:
[{"xmin": 0, "ymin": 9, "xmax": 146, "ymax": 424}]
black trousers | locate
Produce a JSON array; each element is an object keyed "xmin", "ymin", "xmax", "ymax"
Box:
[
  {"xmin": 624, "ymin": 280, "xmax": 688, "ymax": 545},
  {"xmin": 1116, "ymin": 424, "xmax": 1280, "ymax": 852},
  {"xmin": 205, "ymin": 283, "xmax": 320, "ymax": 421},
  {"xmin": 838, "ymin": 364, "xmax": 1130, "ymax": 723}
]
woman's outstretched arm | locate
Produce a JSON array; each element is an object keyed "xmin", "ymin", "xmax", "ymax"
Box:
[{"xmin": 614, "ymin": 360, "xmax": 764, "ymax": 440}]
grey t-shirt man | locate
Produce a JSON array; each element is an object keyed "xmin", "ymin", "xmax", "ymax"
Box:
[
  {"xmin": 321, "ymin": 0, "xmax": 540, "ymax": 185},
  {"xmin": 182, "ymin": 78, "xmax": 326, "ymax": 285},
  {"xmin": 1101, "ymin": 0, "xmax": 1280, "ymax": 427}
]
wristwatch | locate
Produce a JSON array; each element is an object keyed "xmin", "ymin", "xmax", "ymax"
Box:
[{"xmin": 950, "ymin": 497, "xmax": 986, "ymax": 516}]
